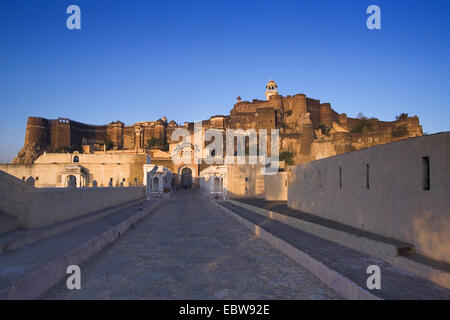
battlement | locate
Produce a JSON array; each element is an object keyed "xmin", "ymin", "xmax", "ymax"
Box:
[
  {"xmin": 27, "ymin": 117, "xmax": 49, "ymax": 126},
  {"xmin": 57, "ymin": 118, "xmax": 70, "ymax": 124}
]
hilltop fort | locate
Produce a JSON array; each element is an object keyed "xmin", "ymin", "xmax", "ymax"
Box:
[{"xmin": 13, "ymin": 80, "xmax": 422, "ymax": 167}]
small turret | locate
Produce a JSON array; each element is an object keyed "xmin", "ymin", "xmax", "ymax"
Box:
[{"xmin": 265, "ymin": 79, "xmax": 279, "ymax": 100}]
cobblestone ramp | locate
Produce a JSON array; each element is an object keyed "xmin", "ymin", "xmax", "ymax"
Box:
[
  {"xmin": 0, "ymin": 200, "xmax": 160, "ymax": 299},
  {"xmin": 45, "ymin": 191, "xmax": 340, "ymax": 300}
]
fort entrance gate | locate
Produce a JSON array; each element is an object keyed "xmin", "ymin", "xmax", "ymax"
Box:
[{"xmin": 181, "ymin": 167, "xmax": 192, "ymax": 188}]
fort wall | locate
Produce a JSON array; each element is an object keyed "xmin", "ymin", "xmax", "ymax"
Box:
[
  {"xmin": 288, "ymin": 132, "xmax": 450, "ymax": 264},
  {"xmin": 25, "ymin": 117, "xmax": 49, "ymax": 146},
  {"xmin": 225, "ymin": 164, "xmax": 259, "ymax": 197},
  {"xmin": 319, "ymin": 103, "xmax": 332, "ymax": 128},
  {"xmin": 264, "ymin": 172, "xmax": 288, "ymax": 201},
  {"xmin": 306, "ymin": 98, "xmax": 322, "ymax": 128},
  {"xmin": 1, "ymin": 153, "xmax": 147, "ymax": 188},
  {"xmin": 0, "ymin": 171, "xmax": 145, "ymax": 229}
]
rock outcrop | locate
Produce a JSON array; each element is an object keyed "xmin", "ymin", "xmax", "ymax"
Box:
[{"xmin": 12, "ymin": 143, "xmax": 45, "ymax": 164}]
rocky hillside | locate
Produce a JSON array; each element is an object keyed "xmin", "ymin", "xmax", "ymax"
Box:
[{"xmin": 11, "ymin": 143, "xmax": 45, "ymax": 164}]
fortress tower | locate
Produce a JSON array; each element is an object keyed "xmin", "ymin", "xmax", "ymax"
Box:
[
  {"xmin": 25, "ymin": 117, "xmax": 49, "ymax": 146},
  {"xmin": 265, "ymin": 79, "xmax": 279, "ymax": 100}
]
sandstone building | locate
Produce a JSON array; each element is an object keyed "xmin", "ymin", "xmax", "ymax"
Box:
[{"xmin": 4, "ymin": 80, "xmax": 423, "ymax": 188}]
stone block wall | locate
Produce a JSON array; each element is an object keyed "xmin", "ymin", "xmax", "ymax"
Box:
[
  {"xmin": 264, "ymin": 172, "xmax": 288, "ymax": 201},
  {"xmin": 0, "ymin": 170, "xmax": 145, "ymax": 229},
  {"xmin": 288, "ymin": 132, "xmax": 450, "ymax": 263}
]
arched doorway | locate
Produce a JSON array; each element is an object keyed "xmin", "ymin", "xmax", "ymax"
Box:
[
  {"xmin": 181, "ymin": 167, "xmax": 192, "ymax": 188},
  {"xmin": 67, "ymin": 175, "xmax": 77, "ymax": 188},
  {"xmin": 152, "ymin": 177, "xmax": 160, "ymax": 192},
  {"xmin": 213, "ymin": 177, "xmax": 221, "ymax": 193}
]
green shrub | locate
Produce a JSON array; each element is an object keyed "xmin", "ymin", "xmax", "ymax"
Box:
[
  {"xmin": 146, "ymin": 137, "xmax": 169, "ymax": 151},
  {"xmin": 279, "ymin": 151, "xmax": 294, "ymax": 165},
  {"xmin": 395, "ymin": 113, "xmax": 408, "ymax": 121},
  {"xmin": 104, "ymin": 139, "xmax": 114, "ymax": 150},
  {"xmin": 350, "ymin": 118, "xmax": 377, "ymax": 133},
  {"xmin": 392, "ymin": 124, "xmax": 409, "ymax": 138},
  {"xmin": 146, "ymin": 137, "xmax": 162, "ymax": 149},
  {"xmin": 318, "ymin": 125, "xmax": 331, "ymax": 136}
]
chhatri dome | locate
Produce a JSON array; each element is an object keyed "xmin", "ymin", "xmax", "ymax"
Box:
[{"xmin": 265, "ymin": 79, "xmax": 279, "ymax": 100}]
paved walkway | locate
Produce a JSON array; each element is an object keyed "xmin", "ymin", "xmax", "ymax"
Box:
[{"xmin": 44, "ymin": 191, "xmax": 339, "ymax": 299}]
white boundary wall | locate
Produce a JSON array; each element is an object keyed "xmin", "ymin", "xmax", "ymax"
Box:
[
  {"xmin": 0, "ymin": 170, "xmax": 145, "ymax": 229},
  {"xmin": 264, "ymin": 172, "xmax": 288, "ymax": 201},
  {"xmin": 288, "ymin": 132, "xmax": 450, "ymax": 264}
]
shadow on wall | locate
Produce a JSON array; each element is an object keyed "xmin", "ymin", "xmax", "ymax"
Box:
[
  {"xmin": 0, "ymin": 170, "xmax": 145, "ymax": 229},
  {"xmin": 287, "ymin": 132, "xmax": 450, "ymax": 264}
]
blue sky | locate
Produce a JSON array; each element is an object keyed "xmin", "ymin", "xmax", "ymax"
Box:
[{"xmin": 0, "ymin": 0, "xmax": 449, "ymax": 162}]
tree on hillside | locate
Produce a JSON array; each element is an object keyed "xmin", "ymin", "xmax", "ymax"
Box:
[{"xmin": 396, "ymin": 113, "xmax": 408, "ymax": 121}]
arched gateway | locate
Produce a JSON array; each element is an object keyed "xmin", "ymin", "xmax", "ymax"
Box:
[
  {"xmin": 181, "ymin": 167, "xmax": 192, "ymax": 188},
  {"xmin": 67, "ymin": 175, "xmax": 77, "ymax": 188}
]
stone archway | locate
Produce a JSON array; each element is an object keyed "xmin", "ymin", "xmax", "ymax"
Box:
[
  {"xmin": 213, "ymin": 176, "xmax": 221, "ymax": 193},
  {"xmin": 67, "ymin": 175, "xmax": 77, "ymax": 188},
  {"xmin": 181, "ymin": 167, "xmax": 192, "ymax": 188},
  {"xmin": 152, "ymin": 176, "xmax": 160, "ymax": 192}
]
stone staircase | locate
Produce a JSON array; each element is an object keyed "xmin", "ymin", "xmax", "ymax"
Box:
[
  {"xmin": 224, "ymin": 198, "xmax": 450, "ymax": 291},
  {"xmin": 255, "ymin": 176, "xmax": 265, "ymax": 198},
  {"xmin": 0, "ymin": 198, "xmax": 146, "ymax": 255},
  {"xmin": 213, "ymin": 199, "xmax": 450, "ymax": 299},
  {"xmin": 0, "ymin": 198, "xmax": 162, "ymax": 299}
]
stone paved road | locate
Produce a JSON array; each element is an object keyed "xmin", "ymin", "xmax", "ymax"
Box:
[{"xmin": 44, "ymin": 191, "xmax": 340, "ymax": 300}]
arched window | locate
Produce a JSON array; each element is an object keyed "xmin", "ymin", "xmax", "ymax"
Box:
[{"xmin": 73, "ymin": 156, "xmax": 79, "ymax": 163}]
